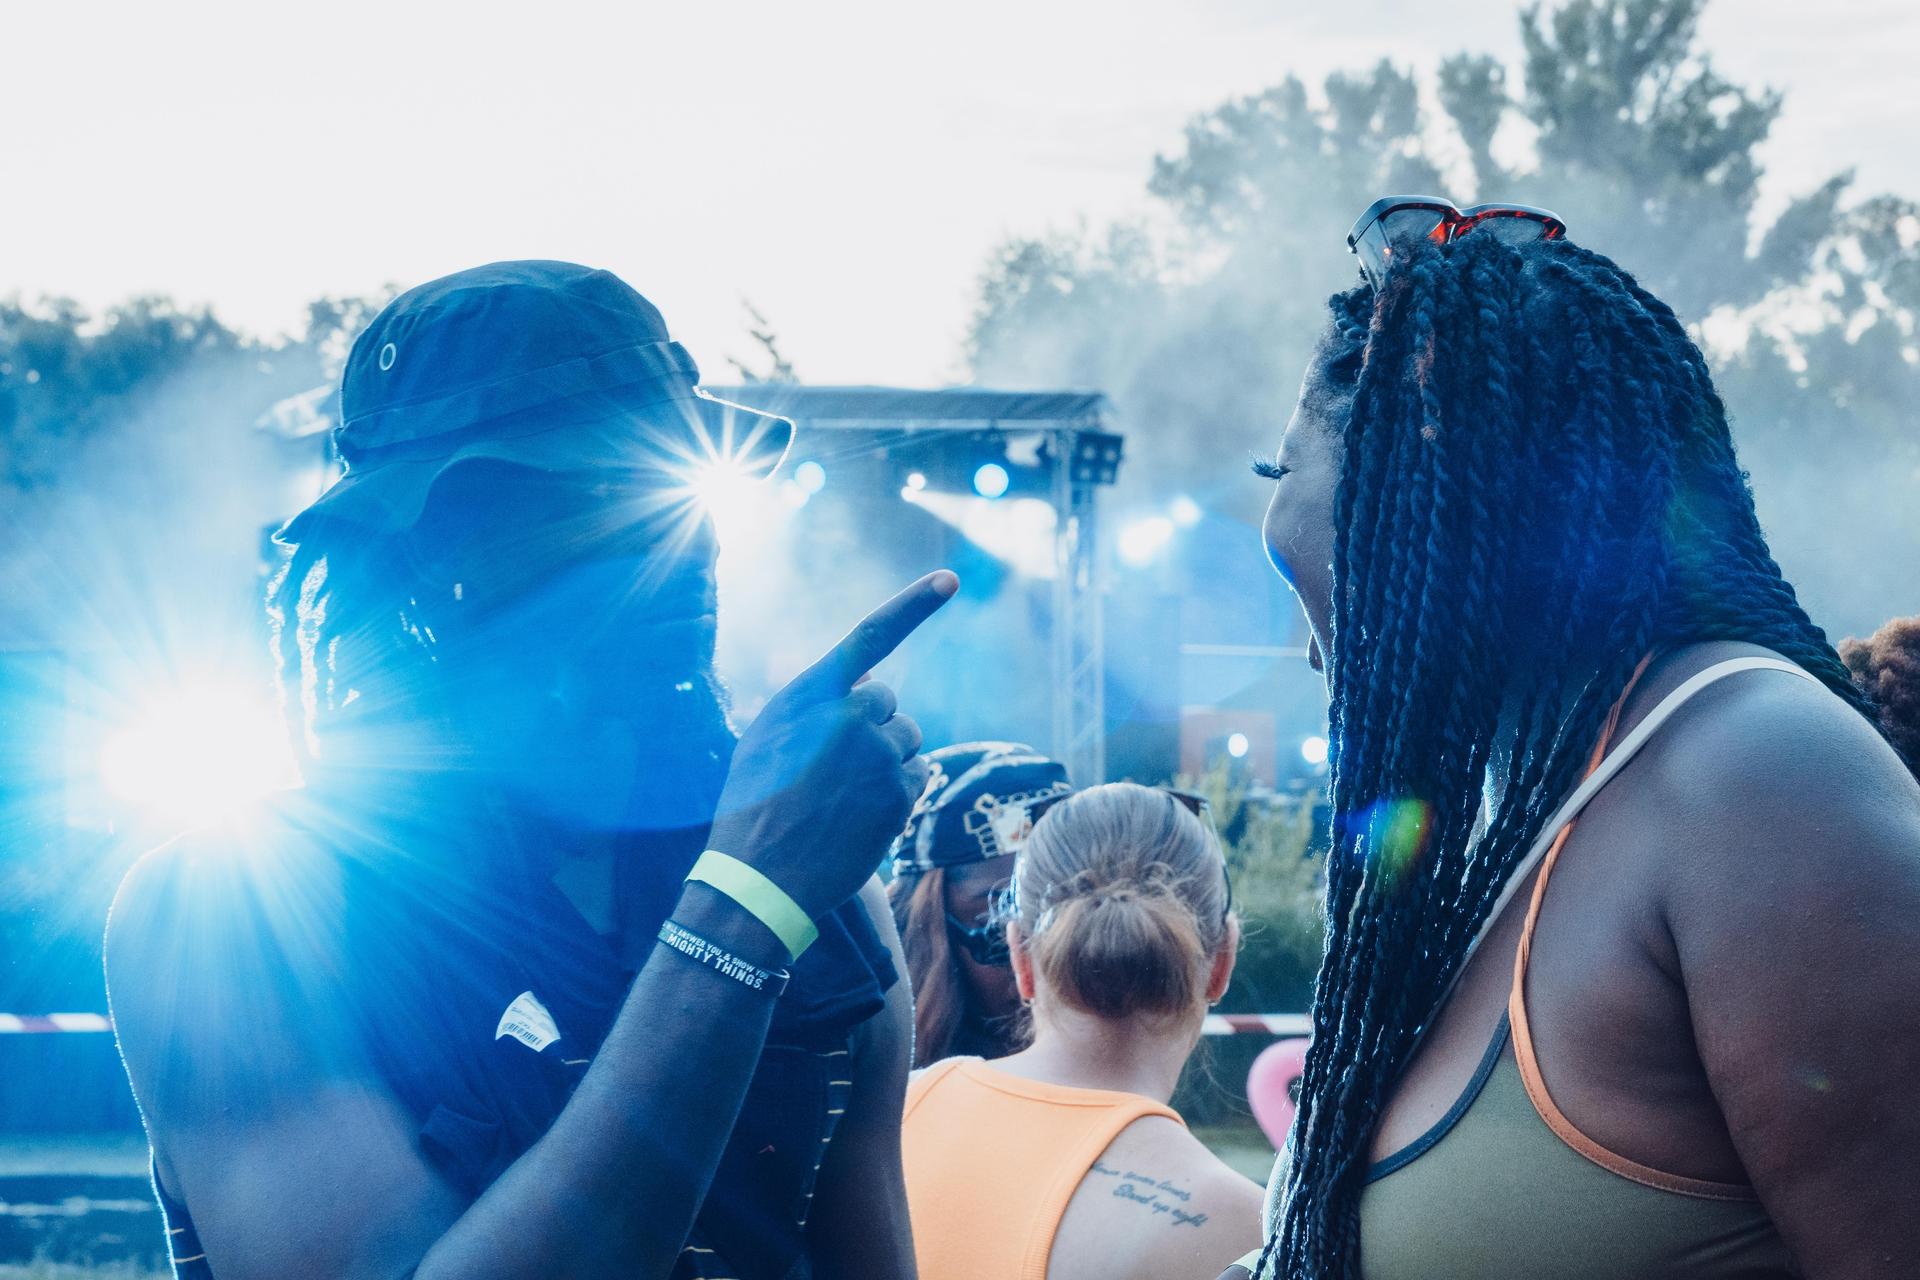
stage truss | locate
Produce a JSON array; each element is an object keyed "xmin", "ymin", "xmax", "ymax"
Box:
[{"xmin": 716, "ymin": 386, "xmax": 1121, "ymax": 785}]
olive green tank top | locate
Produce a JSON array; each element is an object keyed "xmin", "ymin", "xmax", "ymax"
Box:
[
  {"xmin": 1355, "ymin": 657, "xmax": 1811, "ymax": 1280},
  {"xmin": 1357, "ymin": 1017, "xmax": 1793, "ymax": 1277}
]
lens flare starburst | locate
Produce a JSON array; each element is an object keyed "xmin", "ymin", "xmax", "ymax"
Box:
[{"xmin": 98, "ymin": 683, "xmax": 298, "ymax": 826}]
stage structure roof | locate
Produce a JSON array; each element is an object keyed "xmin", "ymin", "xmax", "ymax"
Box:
[{"xmin": 709, "ymin": 385, "xmax": 1107, "ymax": 429}]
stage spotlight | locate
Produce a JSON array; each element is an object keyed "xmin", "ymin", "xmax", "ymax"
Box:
[
  {"xmin": 905, "ymin": 471, "xmax": 928, "ymax": 492},
  {"xmin": 1226, "ymin": 732, "xmax": 1251, "ymax": 759},
  {"xmin": 1301, "ymin": 735, "xmax": 1329, "ymax": 765},
  {"xmin": 1169, "ymin": 495, "xmax": 1203, "ymax": 528},
  {"xmin": 1068, "ymin": 431, "xmax": 1125, "ymax": 485},
  {"xmin": 973, "ymin": 463, "xmax": 1011, "ymax": 499},
  {"xmin": 99, "ymin": 685, "xmax": 297, "ymax": 825},
  {"xmin": 1117, "ymin": 515, "xmax": 1175, "ymax": 567},
  {"xmin": 793, "ymin": 460, "xmax": 827, "ymax": 494}
]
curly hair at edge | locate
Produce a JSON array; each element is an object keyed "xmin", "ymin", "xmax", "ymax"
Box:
[
  {"xmin": 1257, "ymin": 233, "xmax": 1892, "ymax": 1279},
  {"xmin": 1841, "ymin": 617, "xmax": 1920, "ymax": 768}
]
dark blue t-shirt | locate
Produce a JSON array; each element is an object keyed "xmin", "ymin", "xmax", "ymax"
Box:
[{"xmin": 146, "ymin": 792, "xmax": 896, "ymax": 1279}]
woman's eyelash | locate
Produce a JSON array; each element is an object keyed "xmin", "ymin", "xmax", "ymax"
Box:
[{"xmin": 1252, "ymin": 455, "xmax": 1292, "ymax": 481}]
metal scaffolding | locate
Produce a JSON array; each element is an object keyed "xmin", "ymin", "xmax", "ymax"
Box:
[
  {"xmin": 716, "ymin": 385, "xmax": 1120, "ymax": 784},
  {"xmin": 1048, "ymin": 425, "xmax": 1108, "ymax": 787}
]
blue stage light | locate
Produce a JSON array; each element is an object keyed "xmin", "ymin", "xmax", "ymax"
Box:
[
  {"xmin": 973, "ymin": 463, "xmax": 1010, "ymax": 499},
  {"xmin": 1117, "ymin": 515, "xmax": 1175, "ymax": 567}
]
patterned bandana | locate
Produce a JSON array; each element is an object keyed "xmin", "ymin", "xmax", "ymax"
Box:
[{"xmin": 887, "ymin": 742, "xmax": 1072, "ymax": 876}]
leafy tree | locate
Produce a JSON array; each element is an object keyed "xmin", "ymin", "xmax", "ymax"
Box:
[
  {"xmin": 0, "ymin": 297, "xmax": 241, "ymax": 491},
  {"xmin": 968, "ymin": 0, "xmax": 1919, "ymax": 638},
  {"xmin": 1512, "ymin": 0, "xmax": 1788, "ymax": 312},
  {"xmin": 0, "ymin": 292, "xmax": 378, "ymax": 498},
  {"xmin": 725, "ymin": 298, "xmax": 801, "ymax": 384}
]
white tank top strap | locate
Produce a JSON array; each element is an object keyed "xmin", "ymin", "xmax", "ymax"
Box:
[{"xmin": 1462, "ymin": 655, "xmax": 1819, "ymax": 973}]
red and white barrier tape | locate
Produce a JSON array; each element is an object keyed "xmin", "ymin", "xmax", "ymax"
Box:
[
  {"xmin": 4, "ymin": 1012, "xmax": 1311, "ymax": 1037},
  {"xmin": 0, "ymin": 1013, "xmax": 114, "ymax": 1033}
]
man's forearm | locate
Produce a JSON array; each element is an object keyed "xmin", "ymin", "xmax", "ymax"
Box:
[{"xmin": 415, "ymin": 881, "xmax": 791, "ymax": 1280}]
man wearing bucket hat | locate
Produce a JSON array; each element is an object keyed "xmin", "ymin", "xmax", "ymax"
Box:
[
  {"xmin": 276, "ymin": 260, "xmax": 797, "ymax": 542},
  {"xmin": 107, "ymin": 261, "xmax": 949, "ymax": 1279},
  {"xmin": 886, "ymin": 743, "xmax": 1073, "ymax": 1066}
]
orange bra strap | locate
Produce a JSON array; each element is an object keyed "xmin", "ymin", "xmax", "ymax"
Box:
[{"xmin": 1506, "ymin": 657, "xmax": 1758, "ymax": 1202}]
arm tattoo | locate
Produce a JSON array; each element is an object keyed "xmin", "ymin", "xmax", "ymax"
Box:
[{"xmin": 1087, "ymin": 1160, "xmax": 1211, "ymax": 1228}]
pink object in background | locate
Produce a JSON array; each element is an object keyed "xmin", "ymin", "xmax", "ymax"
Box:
[{"xmin": 1246, "ymin": 1036, "xmax": 1310, "ymax": 1149}]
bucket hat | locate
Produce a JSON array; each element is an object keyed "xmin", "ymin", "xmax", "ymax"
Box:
[{"xmin": 277, "ymin": 260, "xmax": 792, "ymax": 543}]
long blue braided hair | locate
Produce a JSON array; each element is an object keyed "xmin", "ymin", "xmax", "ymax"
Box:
[{"xmin": 1256, "ymin": 231, "xmax": 1878, "ymax": 1278}]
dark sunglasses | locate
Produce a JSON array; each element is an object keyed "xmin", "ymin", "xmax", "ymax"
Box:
[
  {"xmin": 945, "ymin": 909, "xmax": 1013, "ymax": 967},
  {"xmin": 1346, "ymin": 196, "xmax": 1567, "ymax": 290},
  {"xmin": 947, "ymin": 787, "xmax": 1233, "ymax": 968}
]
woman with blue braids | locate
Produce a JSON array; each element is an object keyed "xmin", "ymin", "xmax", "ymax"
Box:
[{"xmin": 1233, "ymin": 201, "xmax": 1920, "ymax": 1279}]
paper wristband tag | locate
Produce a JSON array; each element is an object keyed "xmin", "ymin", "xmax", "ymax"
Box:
[{"xmin": 686, "ymin": 850, "xmax": 820, "ymax": 960}]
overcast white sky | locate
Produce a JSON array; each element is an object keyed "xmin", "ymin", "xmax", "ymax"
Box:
[{"xmin": 6, "ymin": 1, "xmax": 1917, "ymax": 385}]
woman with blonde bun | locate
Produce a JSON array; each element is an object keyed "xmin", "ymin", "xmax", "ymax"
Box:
[{"xmin": 901, "ymin": 782, "xmax": 1263, "ymax": 1280}]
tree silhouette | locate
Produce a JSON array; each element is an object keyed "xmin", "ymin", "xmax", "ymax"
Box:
[{"xmin": 968, "ymin": 0, "xmax": 1918, "ymax": 636}]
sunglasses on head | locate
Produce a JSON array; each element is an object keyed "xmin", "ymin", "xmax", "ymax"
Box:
[
  {"xmin": 1346, "ymin": 196, "xmax": 1567, "ymax": 291},
  {"xmin": 945, "ymin": 787, "xmax": 1233, "ymax": 968}
]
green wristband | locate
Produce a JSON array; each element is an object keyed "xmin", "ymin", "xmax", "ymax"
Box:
[{"xmin": 686, "ymin": 849, "xmax": 820, "ymax": 961}]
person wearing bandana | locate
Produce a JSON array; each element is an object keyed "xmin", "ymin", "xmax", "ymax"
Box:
[{"xmin": 886, "ymin": 743, "xmax": 1072, "ymax": 1066}]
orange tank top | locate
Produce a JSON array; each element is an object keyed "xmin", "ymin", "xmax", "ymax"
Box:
[{"xmin": 902, "ymin": 1057, "xmax": 1184, "ymax": 1280}]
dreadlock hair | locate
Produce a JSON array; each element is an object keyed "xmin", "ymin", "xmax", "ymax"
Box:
[
  {"xmin": 1259, "ymin": 232, "xmax": 1880, "ymax": 1279},
  {"xmin": 266, "ymin": 522, "xmax": 452, "ymax": 786}
]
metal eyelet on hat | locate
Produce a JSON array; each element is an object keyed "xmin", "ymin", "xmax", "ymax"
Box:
[{"xmin": 379, "ymin": 342, "xmax": 397, "ymax": 371}]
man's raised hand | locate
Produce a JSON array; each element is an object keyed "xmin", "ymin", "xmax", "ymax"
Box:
[
  {"xmin": 707, "ymin": 572, "xmax": 958, "ymax": 921},
  {"xmin": 782, "ymin": 571, "xmax": 961, "ymax": 705}
]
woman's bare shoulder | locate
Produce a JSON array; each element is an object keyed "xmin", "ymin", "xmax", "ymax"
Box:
[
  {"xmin": 1624, "ymin": 646, "xmax": 1920, "ymax": 897},
  {"xmin": 1048, "ymin": 1114, "xmax": 1264, "ymax": 1280}
]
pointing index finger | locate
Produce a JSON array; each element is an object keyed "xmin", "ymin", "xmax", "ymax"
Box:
[{"xmin": 793, "ymin": 571, "xmax": 958, "ymax": 701}]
